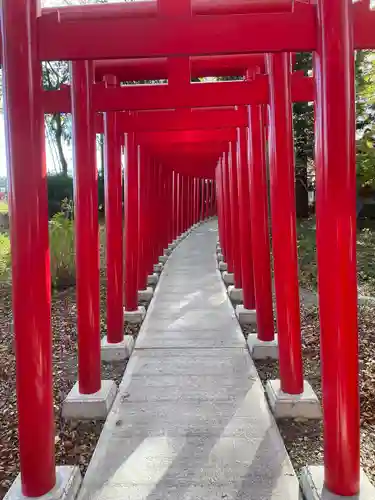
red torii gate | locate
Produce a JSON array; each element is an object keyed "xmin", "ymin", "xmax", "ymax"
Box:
[
  {"xmin": 1, "ymin": 0, "xmax": 375, "ymax": 499},
  {"xmin": 44, "ymin": 60, "xmax": 313, "ymax": 425}
]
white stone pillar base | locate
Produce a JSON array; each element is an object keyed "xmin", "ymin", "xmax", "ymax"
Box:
[
  {"xmin": 101, "ymin": 335, "xmax": 134, "ymax": 362},
  {"xmin": 227, "ymin": 285, "xmax": 243, "ymax": 302},
  {"xmin": 300, "ymin": 466, "xmax": 374, "ymax": 500},
  {"xmin": 236, "ymin": 305, "xmax": 257, "ymax": 325},
  {"xmin": 62, "ymin": 380, "xmax": 117, "ymax": 420},
  {"xmin": 138, "ymin": 287, "xmax": 154, "ymax": 303},
  {"xmin": 265, "ymin": 380, "xmax": 322, "ymax": 419},
  {"xmin": 4, "ymin": 466, "xmax": 82, "ymax": 500},
  {"xmin": 124, "ymin": 306, "xmax": 146, "ymax": 324},
  {"xmin": 222, "ymin": 271, "xmax": 234, "ymax": 286},
  {"xmin": 247, "ymin": 334, "xmax": 278, "ymax": 360}
]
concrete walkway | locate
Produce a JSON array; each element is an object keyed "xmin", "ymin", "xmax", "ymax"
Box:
[{"xmin": 79, "ymin": 220, "xmax": 300, "ymax": 500}]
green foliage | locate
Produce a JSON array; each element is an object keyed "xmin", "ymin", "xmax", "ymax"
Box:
[
  {"xmin": 357, "ymin": 131, "xmax": 375, "ymax": 188},
  {"xmin": 293, "ymin": 52, "xmax": 314, "ymax": 165},
  {"xmin": 49, "ymin": 212, "xmax": 75, "ymax": 289},
  {"xmin": 356, "ymin": 51, "xmax": 375, "ymax": 188},
  {"xmin": 47, "ymin": 174, "xmax": 74, "ymax": 218},
  {"xmin": 297, "ymin": 217, "xmax": 375, "ymax": 297},
  {"xmin": 0, "ymin": 201, "xmax": 8, "ymax": 214},
  {"xmin": 47, "ymin": 174, "xmax": 105, "ymax": 218},
  {"xmin": 297, "ymin": 217, "xmax": 317, "ymax": 291},
  {"xmin": 0, "ymin": 233, "xmax": 11, "ymax": 278},
  {"xmin": 357, "ymin": 227, "xmax": 375, "ymax": 296}
]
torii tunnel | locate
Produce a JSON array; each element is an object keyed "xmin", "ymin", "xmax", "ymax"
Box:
[{"xmin": 1, "ymin": 0, "xmax": 375, "ymax": 498}]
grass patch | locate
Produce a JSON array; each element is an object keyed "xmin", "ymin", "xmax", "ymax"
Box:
[
  {"xmin": 0, "ymin": 233, "xmax": 11, "ymax": 279},
  {"xmin": 297, "ymin": 216, "xmax": 375, "ymax": 297},
  {"xmin": 297, "ymin": 218, "xmax": 317, "ymax": 292},
  {"xmin": 0, "ymin": 201, "xmax": 8, "ymax": 214},
  {"xmin": 49, "ymin": 213, "xmax": 75, "ymax": 289}
]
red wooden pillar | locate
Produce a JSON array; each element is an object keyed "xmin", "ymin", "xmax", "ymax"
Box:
[
  {"xmin": 162, "ymin": 166, "xmax": 167, "ymax": 250},
  {"xmin": 187, "ymin": 177, "xmax": 191, "ymax": 229},
  {"xmin": 1, "ymin": 0, "xmax": 56, "ymax": 495},
  {"xmin": 183, "ymin": 175, "xmax": 189, "ymax": 231},
  {"xmin": 207, "ymin": 180, "xmax": 211, "ymax": 217},
  {"xmin": 315, "ymin": 0, "xmax": 359, "ymax": 494},
  {"xmin": 209, "ymin": 180, "xmax": 213, "ymax": 217},
  {"xmin": 192, "ymin": 178, "xmax": 197, "ymax": 224},
  {"xmin": 155, "ymin": 161, "xmax": 164, "ymax": 256},
  {"xmin": 138, "ymin": 147, "xmax": 149, "ymax": 291},
  {"xmin": 198, "ymin": 178, "xmax": 201, "ymax": 222},
  {"xmin": 162, "ymin": 165, "xmax": 169, "ymax": 248},
  {"xmin": 211, "ymin": 180, "xmax": 216, "ymax": 216},
  {"xmin": 237, "ymin": 127, "xmax": 255, "ymax": 308},
  {"xmin": 178, "ymin": 173, "xmax": 183, "ymax": 235},
  {"xmin": 197, "ymin": 178, "xmax": 201, "ymax": 222},
  {"xmin": 219, "ymin": 160, "xmax": 227, "ymax": 260},
  {"xmin": 172, "ymin": 171, "xmax": 178, "ymax": 239},
  {"xmin": 204, "ymin": 180, "xmax": 209, "ymax": 219},
  {"xmin": 188, "ymin": 177, "xmax": 192, "ymax": 228},
  {"xmin": 71, "ymin": 60, "xmax": 101, "ymax": 395},
  {"xmin": 204, "ymin": 180, "xmax": 209, "ymax": 220},
  {"xmin": 210, "ymin": 180, "xmax": 215, "ymax": 216},
  {"xmin": 176, "ymin": 172, "xmax": 180, "ymax": 238},
  {"xmin": 104, "ymin": 76, "xmax": 123, "ymax": 343},
  {"xmin": 124, "ymin": 132, "xmax": 139, "ymax": 311},
  {"xmin": 142, "ymin": 154, "xmax": 152, "ymax": 276},
  {"xmin": 248, "ymin": 106, "xmax": 274, "ymax": 340},
  {"xmin": 228, "ymin": 142, "xmax": 242, "ymax": 288},
  {"xmin": 199, "ymin": 178, "xmax": 203, "ymax": 221},
  {"xmin": 222, "ymin": 153, "xmax": 234, "ymax": 273},
  {"xmin": 151, "ymin": 160, "xmax": 159, "ymax": 264},
  {"xmin": 179, "ymin": 174, "xmax": 184, "ymax": 233},
  {"xmin": 267, "ymin": 53, "xmax": 303, "ymax": 394},
  {"xmin": 216, "ymin": 165, "xmax": 224, "ymax": 249},
  {"xmin": 168, "ymin": 169, "xmax": 174, "ymax": 243},
  {"xmin": 175, "ymin": 172, "xmax": 180, "ymax": 237},
  {"xmin": 190, "ymin": 177, "xmax": 195, "ymax": 227}
]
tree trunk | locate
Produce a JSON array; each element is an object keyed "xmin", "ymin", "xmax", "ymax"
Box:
[
  {"xmin": 295, "ymin": 161, "xmax": 309, "ymax": 218},
  {"xmin": 100, "ymin": 134, "xmax": 105, "ymax": 178},
  {"xmin": 53, "ymin": 113, "xmax": 68, "ymax": 176}
]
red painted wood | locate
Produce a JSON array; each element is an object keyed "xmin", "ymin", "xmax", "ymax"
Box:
[
  {"xmin": 38, "ymin": 7, "xmax": 316, "ymax": 61},
  {"xmin": 315, "ymin": 0, "xmax": 360, "ymax": 494},
  {"xmin": 0, "ymin": 0, "xmax": 56, "ymax": 495},
  {"xmin": 124, "ymin": 133, "xmax": 140, "ymax": 311},
  {"xmin": 104, "ymin": 95, "xmax": 124, "ymax": 343},
  {"xmin": 71, "ymin": 60, "xmax": 101, "ymax": 395},
  {"xmin": 43, "ymin": 0, "xmax": 293, "ymax": 20},
  {"xmin": 228, "ymin": 142, "xmax": 242, "ymax": 288},
  {"xmin": 267, "ymin": 52, "xmax": 303, "ymax": 395},
  {"xmin": 42, "ymin": 75, "xmax": 314, "ymax": 114},
  {"xmin": 248, "ymin": 105, "xmax": 274, "ymax": 340},
  {"xmin": 236, "ymin": 126, "xmax": 255, "ymax": 310},
  {"xmin": 95, "ymin": 54, "xmax": 266, "ymax": 82}
]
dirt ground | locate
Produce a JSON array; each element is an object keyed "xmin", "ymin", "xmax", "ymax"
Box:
[
  {"xmin": 0, "ymin": 282, "xmax": 141, "ymax": 499},
  {"xmin": 245, "ymin": 303, "xmax": 375, "ymax": 487}
]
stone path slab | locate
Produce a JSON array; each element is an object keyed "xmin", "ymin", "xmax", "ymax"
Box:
[{"xmin": 78, "ymin": 220, "xmax": 300, "ymax": 500}]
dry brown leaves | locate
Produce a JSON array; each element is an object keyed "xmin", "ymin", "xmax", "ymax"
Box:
[
  {"xmin": 0, "ymin": 281, "xmax": 140, "ymax": 499},
  {"xmin": 251, "ymin": 303, "xmax": 375, "ymax": 486}
]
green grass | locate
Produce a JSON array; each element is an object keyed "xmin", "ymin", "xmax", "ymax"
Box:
[
  {"xmin": 0, "ymin": 201, "xmax": 8, "ymax": 214},
  {"xmin": 0, "ymin": 219, "xmax": 108, "ymax": 285},
  {"xmin": 297, "ymin": 217, "xmax": 375, "ymax": 297},
  {"xmin": 0, "ymin": 233, "xmax": 10, "ymax": 279},
  {"xmin": 296, "ymin": 218, "xmax": 317, "ymax": 292}
]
